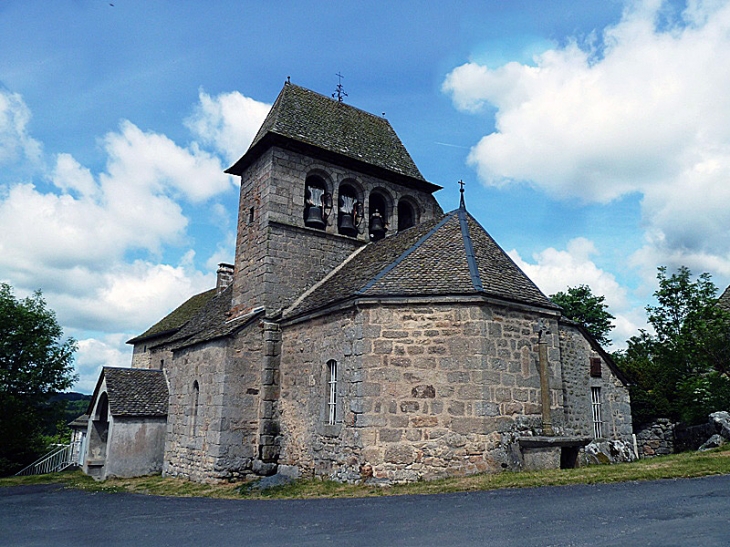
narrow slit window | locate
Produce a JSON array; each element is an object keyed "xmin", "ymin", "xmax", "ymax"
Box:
[
  {"xmin": 190, "ymin": 381, "xmax": 200, "ymax": 437},
  {"xmin": 327, "ymin": 360, "xmax": 337, "ymax": 425},
  {"xmin": 591, "ymin": 386, "xmax": 603, "ymax": 439}
]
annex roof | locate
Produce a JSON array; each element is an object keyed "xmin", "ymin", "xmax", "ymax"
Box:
[
  {"xmin": 283, "ymin": 203, "xmax": 558, "ymax": 320},
  {"xmin": 127, "ymin": 289, "xmax": 217, "ymax": 345},
  {"xmin": 89, "ymin": 367, "xmax": 169, "ymax": 417},
  {"xmin": 226, "ymin": 82, "xmax": 438, "ymax": 191},
  {"xmin": 160, "ymin": 285, "xmax": 263, "ymax": 351}
]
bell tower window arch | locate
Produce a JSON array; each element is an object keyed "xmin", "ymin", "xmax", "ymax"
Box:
[
  {"xmin": 397, "ymin": 198, "xmax": 418, "ymax": 232},
  {"xmin": 337, "ymin": 182, "xmax": 363, "ymax": 237},
  {"xmin": 304, "ymin": 174, "xmax": 332, "ymax": 230},
  {"xmin": 368, "ymin": 190, "xmax": 391, "ymax": 241}
]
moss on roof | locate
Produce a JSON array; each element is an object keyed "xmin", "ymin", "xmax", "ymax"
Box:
[
  {"xmin": 226, "ymin": 83, "xmax": 434, "ymax": 187},
  {"xmin": 127, "ymin": 288, "xmax": 217, "ymax": 344}
]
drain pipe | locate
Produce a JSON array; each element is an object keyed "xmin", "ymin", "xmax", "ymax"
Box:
[{"xmin": 538, "ymin": 323, "xmax": 554, "ymax": 436}]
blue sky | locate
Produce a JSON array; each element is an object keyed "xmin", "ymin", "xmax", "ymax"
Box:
[{"xmin": 2, "ymin": 0, "xmax": 730, "ymax": 392}]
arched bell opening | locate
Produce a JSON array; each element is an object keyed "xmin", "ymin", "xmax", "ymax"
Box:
[
  {"xmin": 397, "ymin": 199, "xmax": 418, "ymax": 232},
  {"xmin": 337, "ymin": 184, "xmax": 363, "ymax": 237},
  {"xmin": 304, "ymin": 175, "xmax": 332, "ymax": 230},
  {"xmin": 368, "ymin": 193, "xmax": 390, "ymax": 241}
]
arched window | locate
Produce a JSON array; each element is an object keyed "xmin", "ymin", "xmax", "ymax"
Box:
[
  {"xmin": 368, "ymin": 192, "xmax": 389, "ymax": 241},
  {"xmin": 190, "ymin": 380, "xmax": 200, "ymax": 437},
  {"xmin": 337, "ymin": 184, "xmax": 362, "ymax": 237},
  {"xmin": 326, "ymin": 360, "xmax": 338, "ymax": 425},
  {"xmin": 304, "ymin": 175, "xmax": 332, "ymax": 230},
  {"xmin": 397, "ymin": 199, "xmax": 417, "ymax": 231}
]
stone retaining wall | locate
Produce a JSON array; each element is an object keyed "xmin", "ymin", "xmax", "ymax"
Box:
[{"xmin": 635, "ymin": 419, "xmax": 676, "ymax": 457}]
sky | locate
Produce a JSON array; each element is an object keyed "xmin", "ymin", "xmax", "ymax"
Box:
[{"xmin": 2, "ymin": 0, "xmax": 730, "ymax": 393}]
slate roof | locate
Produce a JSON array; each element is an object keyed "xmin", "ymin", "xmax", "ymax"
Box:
[
  {"xmin": 283, "ymin": 205, "xmax": 558, "ymax": 320},
  {"xmin": 127, "ymin": 289, "xmax": 217, "ymax": 345},
  {"xmin": 93, "ymin": 367, "xmax": 169, "ymax": 417},
  {"xmin": 226, "ymin": 83, "xmax": 437, "ymax": 189},
  {"xmin": 159, "ymin": 285, "xmax": 263, "ymax": 351},
  {"xmin": 718, "ymin": 285, "xmax": 730, "ymax": 311}
]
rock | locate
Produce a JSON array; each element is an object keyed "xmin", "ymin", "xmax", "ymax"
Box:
[
  {"xmin": 584, "ymin": 440, "xmax": 637, "ymax": 465},
  {"xmin": 698, "ymin": 434, "xmax": 726, "ymax": 451},
  {"xmin": 241, "ymin": 473, "xmax": 296, "ymax": 492},
  {"xmin": 709, "ymin": 411, "xmax": 730, "ymax": 440}
]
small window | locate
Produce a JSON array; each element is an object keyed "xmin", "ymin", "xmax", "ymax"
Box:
[
  {"xmin": 248, "ymin": 206, "xmax": 254, "ymax": 224},
  {"xmin": 327, "ymin": 360, "xmax": 338, "ymax": 425},
  {"xmin": 190, "ymin": 381, "xmax": 200, "ymax": 436},
  {"xmin": 590, "ymin": 357, "xmax": 602, "ymax": 378},
  {"xmin": 591, "ymin": 387, "xmax": 603, "ymax": 439}
]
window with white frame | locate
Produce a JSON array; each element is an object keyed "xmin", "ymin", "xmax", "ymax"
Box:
[
  {"xmin": 326, "ymin": 360, "xmax": 338, "ymax": 425},
  {"xmin": 591, "ymin": 386, "xmax": 603, "ymax": 439}
]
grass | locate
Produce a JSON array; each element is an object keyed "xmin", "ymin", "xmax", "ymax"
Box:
[{"xmin": 3, "ymin": 444, "xmax": 730, "ymax": 500}]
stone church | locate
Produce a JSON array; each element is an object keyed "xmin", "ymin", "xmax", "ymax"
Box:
[{"xmin": 82, "ymin": 82, "xmax": 633, "ymax": 483}]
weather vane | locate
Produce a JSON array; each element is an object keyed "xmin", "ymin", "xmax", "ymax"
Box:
[{"xmin": 333, "ymin": 72, "xmax": 348, "ymax": 103}]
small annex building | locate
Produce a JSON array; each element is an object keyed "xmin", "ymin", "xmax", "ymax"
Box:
[{"xmin": 82, "ymin": 82, "xmax": 633, "ymax": 483}]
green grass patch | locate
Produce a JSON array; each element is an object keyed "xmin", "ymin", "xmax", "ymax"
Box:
[{"xmin": 3, "ymin": 444, "xmax": 730, "ymax": 500}]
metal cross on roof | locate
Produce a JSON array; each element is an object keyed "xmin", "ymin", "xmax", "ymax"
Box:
[
  {"xmin": 458, "ymin": 179, "xmax": 466, "ymax": 209},
  {"xmin": 333, "ymin": 72, "xmax": 348, "ymax": 103}
]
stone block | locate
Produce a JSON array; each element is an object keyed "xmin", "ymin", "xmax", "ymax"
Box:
[
  {"xmin": 411, "ymin": 385, "xmax": 436, "ymax": 398},
  {"xmin": 384, "ymin": 444, "xmax": 416, "ymax": 465},
  {"xmin": 411, "ymin": 415, "xmax": 439, "ymax": 428},
  {"xmin": 400, "ymin": 401, "xmax": 420, "ymax": 413},
  {"xmin": 379, "ymin": 429, "xmax": 403, "ymax": 442},
  {"xmin": 448, "ymin": 401, "xmax": 465, "ymax": 416}
]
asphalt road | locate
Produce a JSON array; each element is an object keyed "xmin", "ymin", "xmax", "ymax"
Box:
[{"xmin": 1, "ymin": 475, "xmax": 729, "ymax": 546}]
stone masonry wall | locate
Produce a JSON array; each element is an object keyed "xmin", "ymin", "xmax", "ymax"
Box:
[
  {"xmin": 279, "ymin": 301, "xmax": 564, "ymax": 483},
  {"xmin": 635, "ymin": 419, "xmax": 676, "ymax": 457},
  {"xmin": 278, "ymin": 309, "xmax": 365, "ymax": 482},
  {"xmin": 164, "ymin": 323, "xmax": 263, "ymax": 482},
  {"xmin": 559, "ymin": 323, "xmax": 633, "ymax": 442},
  {"xmin": 357, "ymin": 302, "xmax": 563, "ymax": 482}
]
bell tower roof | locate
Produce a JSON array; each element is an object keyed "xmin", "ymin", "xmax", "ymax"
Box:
[{"xmin": 226, "ymin": 82, "xmax": 440, "ymax": 192}]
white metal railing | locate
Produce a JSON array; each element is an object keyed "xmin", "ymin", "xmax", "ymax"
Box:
[{"xmin": 15, "ymin": 441, "xmax": 80, "ymax": 476}]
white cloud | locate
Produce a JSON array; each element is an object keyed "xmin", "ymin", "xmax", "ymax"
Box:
[
  {"xmin": 49, "ymin": 260, "xmax": 214, "ymax": 333},
  {"xmin": 185, "ymin": 89, "xmax": 271, "ymax": 163},
  {"xmin": 73, "ymin": 335, "xmax": 133, "ymax": 394},
  {"xmin": 0, "ymin": 90, "xmax": 41, "ymax": 165},
  {"xmin": 509, "ymin": 237, "xmax": 645, "ymax": 345},
  {"xmin": 0, "ymin": 86, "xmax": 273, "ymax": 393},
  {"xmin": 443, "ymin": 0, "xmax": 730, "ymax": 282},
  {"xmin": 0, "ymin": 89, "xmax": 261, "ymax": 389}
]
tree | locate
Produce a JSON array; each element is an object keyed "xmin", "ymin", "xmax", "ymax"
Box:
[
  {"xmin": 0, "ymin": 284, "xmax": 77, "ymax": 475},
  {"xmin": 551, "ymin": 284, "xmax": 615, "ymax": 346},
  {"xmin": 615, "ymin": 267, "xmax": 730, "ymax": 426}
]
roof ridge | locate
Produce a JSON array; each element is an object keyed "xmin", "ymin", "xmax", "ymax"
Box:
[
  {"xmin": 286, "ymin": 82, "xmax": 391, "ymax": 123},
  {"xmin": 357, "ymin": 211, "xmax": 457, "ymax": 295},
  {"xmin": 458, "ymin": 208, "xmax": 483, "ymax": 292}
]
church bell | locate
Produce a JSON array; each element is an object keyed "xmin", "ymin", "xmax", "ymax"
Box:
[
  {"xmin": 305, "ymin": 205, "xmax": 326, "ymax": 229},
  {"xmin": 338, "ymin": 212, "xmax": 357, "ymax": 237},
  {"xmin": 369, "ymin": 213, "xmax": 386, "ymax": 241}
]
